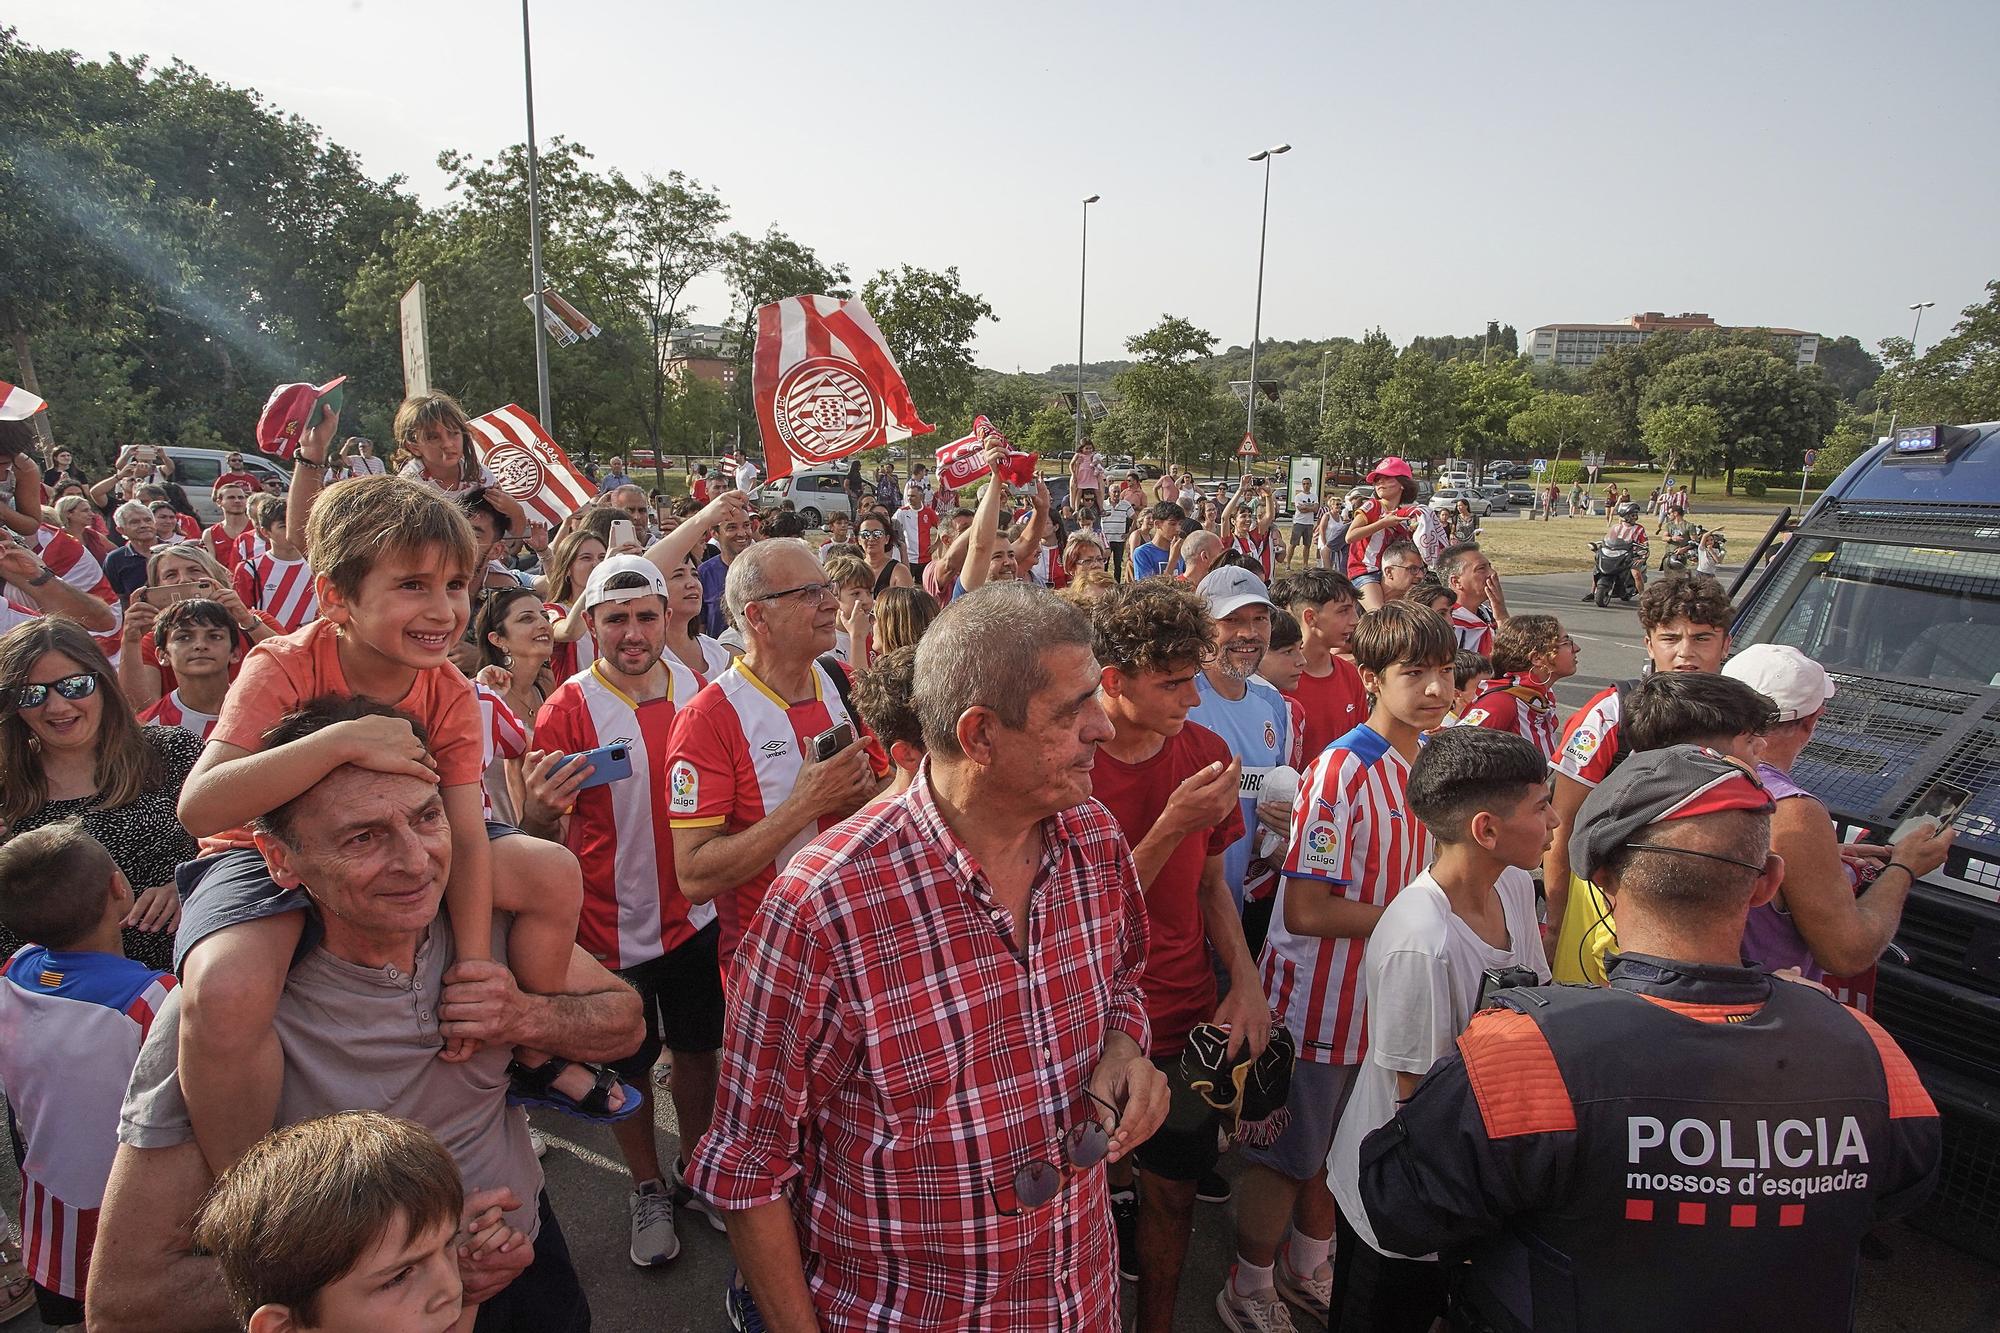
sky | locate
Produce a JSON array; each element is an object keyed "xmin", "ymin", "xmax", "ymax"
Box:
[{"xmin": 16, "ymin": 0, "xmax": 2000, "ymax": 373}]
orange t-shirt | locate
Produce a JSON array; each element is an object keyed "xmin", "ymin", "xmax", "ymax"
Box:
[{"xmin": 202, "ymin": 618, "xmax": 483, "ymax": 852}]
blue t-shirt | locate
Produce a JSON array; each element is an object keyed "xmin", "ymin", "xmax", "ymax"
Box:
[
  {"xmin": 1131, "ymin": 541, "xmax": 1173, "ymax": 581},
  {"xmin": 1188, "ymin": 672, "xmax": 1295, "ymax": 908},
  {"xmin": 698, "ymin": 553, "xmax": 730, "ymax": 637}
]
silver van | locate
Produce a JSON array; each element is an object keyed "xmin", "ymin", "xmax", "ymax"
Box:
[{"xmin": 162, "ymin": 447, "xmax": 290, "ymax": 523}]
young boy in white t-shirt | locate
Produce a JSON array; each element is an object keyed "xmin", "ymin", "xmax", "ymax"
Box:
[{"xmin": 1325, "ymin": 725, "xmax": 1553, "ymax": 1331}]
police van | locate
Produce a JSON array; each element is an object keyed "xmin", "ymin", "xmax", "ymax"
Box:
[{"xmin": 1730, "ymin": 420, "xmax": 2000, "ymax": 1260}]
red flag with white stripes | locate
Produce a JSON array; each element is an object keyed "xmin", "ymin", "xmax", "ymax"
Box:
[
  {"xmin": 0, "ymin": 381, "xmax": 47, "ymax": 421},
  {"xmin": 752, "ymin": 295, "xmax": 932, "ymax": 483},
  {"xmin": 466, "ymin": 404, "xmax": 598, "ymax": 527}
]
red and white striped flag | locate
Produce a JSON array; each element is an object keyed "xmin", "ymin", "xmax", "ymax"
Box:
[
  {"xmin": 467, "ymin": 404, "xmax": 597, "ymax": 527},
  {"xmin": 0, "ymin": 381, "xmax": 47, "ymax": 421},
  {"xmin": 752, "ymin": 295, "xmax": 932, "ymax": 483},
  {"xmin": 936, "ymin": 415, "xmax": 1038, "ymax": 490}
]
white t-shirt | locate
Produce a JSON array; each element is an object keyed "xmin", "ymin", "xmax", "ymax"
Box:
[
  {"xmin": 1291, "ymin": 487, "xmax": 1321, "ymax": 524},
  {"xmin": 734, "ymin": 460, "xmax": 761, "ymax": 492},
  {"xmin": 1327, "ymin": 867, "xmax": 1548, "ymax": 1259}
]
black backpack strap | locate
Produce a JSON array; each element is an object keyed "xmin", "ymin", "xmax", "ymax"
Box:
[{"xmin": 818, "ymin": 652, "xmax": 860, "ymax": 725}]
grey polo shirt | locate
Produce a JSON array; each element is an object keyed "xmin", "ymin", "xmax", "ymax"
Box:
[{"xmin": 119, "ymin": 916, "xmax": 543, "ymax": 1237}]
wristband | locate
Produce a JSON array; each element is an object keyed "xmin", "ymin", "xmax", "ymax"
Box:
[
  {"xmin": 27, "ymin": 567, "xmax": 56, "ymax": 587},
  {"xmin": 1883, "ymin": 861, "xmax": 1916, "ymax": 883}
]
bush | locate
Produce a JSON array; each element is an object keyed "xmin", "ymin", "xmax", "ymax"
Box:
[
  {"xmin": 1741, "ymin": 474, "xmax": 1768, "ymax": 497},
  {"xmin": 1736, "ymin": 469, "xmax": 1811, "ymax": 494}
]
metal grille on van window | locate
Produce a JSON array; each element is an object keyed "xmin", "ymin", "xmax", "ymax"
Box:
[
  {"xmin": 1794, "ymin": 673, "xmax": 1979, "ymax": 820},
  {"xmin": 1894, "ymin": 719, "xmax": 2000, "ymax": 847},
  {"xmin": 1815, "ymin": 501, "xmax": 2000, "ymax": 549}
]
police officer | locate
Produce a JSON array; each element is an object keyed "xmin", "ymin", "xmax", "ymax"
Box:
[{"xmin": 1356, "ymin": 745, "xmax": 1942, "ymax": 1333}]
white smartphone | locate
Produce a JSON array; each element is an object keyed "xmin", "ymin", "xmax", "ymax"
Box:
[{"xmin": 609, "ymin": 519, "xmax": 638, "ymax": 550}]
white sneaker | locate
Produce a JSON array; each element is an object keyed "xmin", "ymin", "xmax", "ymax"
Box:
[
  {"xmin": 1275, "ymin": 1249, "xmax": 1332, "ymax": 1323},
  {"xmin": 1216, "ymin": 1269, "xmax": 1297, "ymax": 1333},
  {"xmin": 628, "ymin": 1180, "xmax": 681, "ymax": 1266},
  {"xmin": 668, "ymin": 1155, "xmax": 727, "ymax": 1233}
]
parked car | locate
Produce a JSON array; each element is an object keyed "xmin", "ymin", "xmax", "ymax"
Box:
[
  {"xmin": 628, "ymin": 449, "xmax": 658, "ymax": 469},
  {"xmin": 1479, "ymin": 484, "xmax": 1511, "ymax": 512},
  {"xmin": 1506, "ymin": 482, "xmax": 1536, "ymax": 508},
  {"xmin": 758, "ymin": 466, "xmax": 860, "ymax": 526},
  {"xmin": 1429, "ymin": 486, "xmax": 1489, "ymax": 516},
  {"xmin": 162, "ymin": 446, "xmax": 290, "ymax": 524}
]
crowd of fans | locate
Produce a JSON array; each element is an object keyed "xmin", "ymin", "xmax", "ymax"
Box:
[{"xmin": 0, "ymin": 403, "xmax": 1952, "ymax": 1333}]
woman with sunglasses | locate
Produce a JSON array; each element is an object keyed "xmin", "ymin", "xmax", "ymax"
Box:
[
  {"xmin": 856, "ymin": 511, "xmax": 914, "ymax": 594},
  {"xmin": 1456, "ymin": 614, "xmax": 1578, "ymax": 760},
  {"xmin": 0, "ymin": 617, "xmax": 198, "ymax": 972}
]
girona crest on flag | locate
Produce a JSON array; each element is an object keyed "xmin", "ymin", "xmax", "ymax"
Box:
[{"xmin": 753, "ymin": 295, "xmax": 932, "ymax": 482}]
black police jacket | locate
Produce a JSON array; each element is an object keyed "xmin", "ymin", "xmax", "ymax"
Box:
[{"xmin": 1356, "ymin": 953, "xmax": 1941, "ymax": 1333}]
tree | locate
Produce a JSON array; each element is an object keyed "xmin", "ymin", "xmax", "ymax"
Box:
[
  {"xmin": 1814, "ymin": 334, "xmax": 1884, "ymax": 407},
  {"xmin": 860, "ymin": 264, "xmax": 995, "ymax": 429},
  {"xmin": 616, "ymin": 171, "xmax": 728, "ymax": 450},
  {"xmin": 1112, "ymin": 315, "xmax": 1218, "ymax": 465},
  {"xmin": 1639, "ymin": 402, "xmax": 1721, "ymax": 478},
  {"xmin": 1373, "ymin": 348, "xmax": 1460, "ymax": 462},
  {"xmin": 1316, "ymin": 328, "xmax": 1397, "ymax": 463},
  {"xmin": 1446, "ymin": 357, "xmax": 1536, "ymax": 467},
  {"xmin": 1878, "ymin": 280, "xmax": 2000, "ymax": 428},
  {"xmin": 1507, "ymin": 392, "xmax": 1609, "ymax": 473},
  {"xmin": 1640, "ymin": 345, "xmax": 1838, "ymax": 490}
]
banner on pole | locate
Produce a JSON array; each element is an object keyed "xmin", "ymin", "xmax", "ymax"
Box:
[
  {"xmin": 753, "ymin": 295, "xmax": 932, "ymax": 482},
  {"xmin": 525, "ymin": 288, "xmax": 601, "ymax": 348},
  {"xmin": 468, "ymin": 403, "xmax": 597, "ymax": 527},
  {"xmin": 400, "ymin": 282, "xmax": 431, "ymax": 398}
]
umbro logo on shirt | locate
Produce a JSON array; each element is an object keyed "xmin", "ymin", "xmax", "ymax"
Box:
[{"xmin": 761, "ymin": 740, "xmax": 790, "ymax": 756}]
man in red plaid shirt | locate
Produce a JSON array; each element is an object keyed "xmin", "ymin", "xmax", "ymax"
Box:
[{"xmin": 689, "ymin": 582, "xmax": 1170, "ymax": 1332}]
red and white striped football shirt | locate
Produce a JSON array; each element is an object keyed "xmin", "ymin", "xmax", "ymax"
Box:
[
  {"xmin": 0, "ymin": 947, "xmax": 175, "ymax": 1301},
  {"xmin": 233, "ymin": 552, "xmax": 318, "ymax": 632},
  {"xmin": 1458, "ymin": 672, "xmax": 1563, "ymax": 761},
  {"xmin": 1262, "ymin": 723, "xmax": 1432, "ymax": 1065},
  {"xmin": 666, "ymin": 658, "xmax": 886, "ymax": 970},
  {"xmin": 203, "ymin": 521, "xmax": 259, "ymax": 572},
  {"xmin": 474, "ymin": 683, "xmax": 529, "ymax": 821},
  {"xmin": 26, "ymin": 524, "xmax": 121, "ymax": 659},
  {"xmin": 536, "ymin": 660, "xmax": 705, "ymax": 969},
  {"xmin": 1448, "ymin": 604, "xmax": 1493, "ymax": 657},
  {"xmin": 138, "ymin": 689, "xmax": 220, "ymax": 741},
  {"xmin": 1555, "ymin": 685, "xmax": 1623, "ymax": 788},
  {"xmin": 1230, "ymin": 529, "xmax": 1275, "ymax": 580}
]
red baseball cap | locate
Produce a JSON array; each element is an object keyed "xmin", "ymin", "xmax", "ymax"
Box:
[
  {"xmin": 255, "ymin": 377, "xmax": 346, "ymax": 458},
  {"xmin": 1367, "ymin": 456, "xmax": 1414, "ymax": 482}
]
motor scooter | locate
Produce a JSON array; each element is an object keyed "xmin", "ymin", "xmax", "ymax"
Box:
[{"xmin": 1586, "ymin": 536, "xmax": 1639, "ymax": 606}]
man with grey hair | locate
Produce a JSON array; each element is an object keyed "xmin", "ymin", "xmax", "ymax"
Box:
[
  {"xmin": 103, "ymin": 499, "xmax": 162, "ymax": 601},
  {"xmin": 1179, "ymin": 529, "xmax": 1225, "ymax": 585},
  {"xmin": 668, "ymin": 537, "xmax": 885, "ymax": 979},
  {"xmin": 606, "ymin": 483, "xmax": 654, "ymax": 545},
  {"xmin": 691, "ymin": 581, "xmax": 1169, "ymax": 1331}
]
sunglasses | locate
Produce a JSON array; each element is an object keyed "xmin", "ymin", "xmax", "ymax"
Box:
[
  {"xmin": 988, "ymin": 1090, "xmax": 1120, "ymax": 1216},
  {"xmin": 754, "ymin": 580, "xmax": 838, "ymax": 605},
  {"xmin": 14, "ymin": 672, "xmax": 100, "ymax": 710}
]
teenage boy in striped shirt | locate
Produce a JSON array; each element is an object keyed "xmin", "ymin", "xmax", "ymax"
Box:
[{"xmin": 1219, "ymin": 602, "xmax": 1455, "ymax": 1333}]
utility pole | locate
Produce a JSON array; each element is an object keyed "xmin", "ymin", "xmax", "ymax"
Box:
[{"xmin": 521, "ymin": 0, "xmax": 552, "ymax": 431}]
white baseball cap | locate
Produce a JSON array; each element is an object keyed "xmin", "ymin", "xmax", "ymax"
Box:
[
  {"xmin": 582, "ymin": 553, "xmax": 668, "ymax": 611},
  {"xmin": 1199, "ymin": 566, "xmax": 1274, "ymax": 621},
  {"xmin": 1722, "ymin": 644, "xmax": 1836, "ymax": 723}
]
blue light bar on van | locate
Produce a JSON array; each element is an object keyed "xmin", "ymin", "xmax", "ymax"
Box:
[{"xmin": 1887, "ymin": 424, "xmax": 1978, "ymax": 461}]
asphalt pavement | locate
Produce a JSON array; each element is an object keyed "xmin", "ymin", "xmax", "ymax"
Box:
[{"xmin": 6, "ymin": 570, "xmax": 1998, "ymax": 1331}]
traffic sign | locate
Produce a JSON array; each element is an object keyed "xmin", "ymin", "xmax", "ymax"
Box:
[
  {"xmin": 1238, "ymin": 433, "xmax": 1259, "ymax": 458},
  {"xmin": 1802, "ymin": 448, "xmax": 1818, "ymax": 470},
  {"xmin": 1531, "ymin": 458, "xmax": 1548, "ymax": 474}
]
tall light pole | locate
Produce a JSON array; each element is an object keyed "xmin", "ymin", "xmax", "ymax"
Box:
[
  {"xmin": 1076, "ymin": 195, "xmax": 1099, "ymax": 450},
  {"xmin": 1316, "ymin": 347, "xmax": 1331, "ymax": 429},
  {"xmin": 1884, "ymin": 300, "xmax": 1935, "ymax": 439},
  {"xmin": 1244, "ymin": 144, "xmax": 1291, "ymax": 465},
  {"xmin": 521, "ymin": 0, "xmax": 552, "ymax": 432}
]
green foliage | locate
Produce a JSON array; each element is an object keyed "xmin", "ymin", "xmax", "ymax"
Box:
[
  {"xmin": 1814, "ymin": 334, "xmax": 1884, "ymax": 407},
  {"xmin": 1507, "ymin": 392, "xmax": 1609, "ymax": 466},
  {"xmin": 1640, "ymin": 345, "xmax": 1838, "ymax": 486},
  {"xmin": 1110, "ymin": 315, "xmax": 1219, "ymax": 465},
  {"xmin": 1878, "ymin": 281, "xmax": 2000, "ymax": 427},
  {"xmin": 860, "ymin": 264, "xmax": 995, "ymax": 430},
  {"xmin": 1639, "ymin": 402, "xmax": 1722, "ymax": 474},
  {"xmin": 1374, "ymin": 348, "xmax": 1459, "ymax": 458},
  {"xmin": 1740, "ymin": 473, "xmax": 1769, "ymax": 497}
]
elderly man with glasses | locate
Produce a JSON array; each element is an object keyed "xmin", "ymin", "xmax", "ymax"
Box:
[
  {"xmin": 1377, "ymin": 538, "xmax": 1429, "ymax": 603},
  {"xmin": 689, "ymin": 581, "xmax": 1168, "ymax": 1331}
]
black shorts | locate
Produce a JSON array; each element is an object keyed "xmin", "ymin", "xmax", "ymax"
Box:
[
  {"xmin": 1132, "ymin": 1052, "xmax": 1223, "ymax": 1182},
  {"xmin": 173, "ymin": 820, "xmax": 529, "ymax": 974},
  {"xmin": 608, "ymin": 921, "xmax": 725, "ymax": 1081}
]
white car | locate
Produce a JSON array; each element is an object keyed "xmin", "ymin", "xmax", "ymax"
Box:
[
  {"xmin": 1430, "ymin": 487, "xmax": 1490, "ymax": 516},
  {"xmin": 758, "ymin": 467, "xmax": 859, "ymax": 526}
]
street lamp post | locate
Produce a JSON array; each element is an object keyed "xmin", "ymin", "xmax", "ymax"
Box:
[
  {"xmin": 1244, "ymin": 144, "xmax": 1291, "ymax": 470},
  {"xmin": 1884, "ymin": 300, "xmax": 1936, "ymax": 440},
  {"xmin": 521, "ymin": 0, "xmax": 552, "ymax": 432},
  {"xmin": 1076, "ymin": 195, "xmax": 1099, "ymax": 451}
]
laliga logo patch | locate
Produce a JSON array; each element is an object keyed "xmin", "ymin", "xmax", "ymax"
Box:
[
  {"xmin": 1462, "ymin": 708, "xmax": 1491, "ymax": 727},
  {"xmin": 1301, "ymin": 820, "xmax": 1340, "ymax": 872},
  {"xmin": 668, "ymin": 759, "xmax": 699, "ymax": 814},
  {"xmin": 1566, "ymin": 726, "xmax": 1599, "ymax": 762},
  {"xmin": 775, "ymin": 357, "xmax": 883, "ymax": 463}
]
